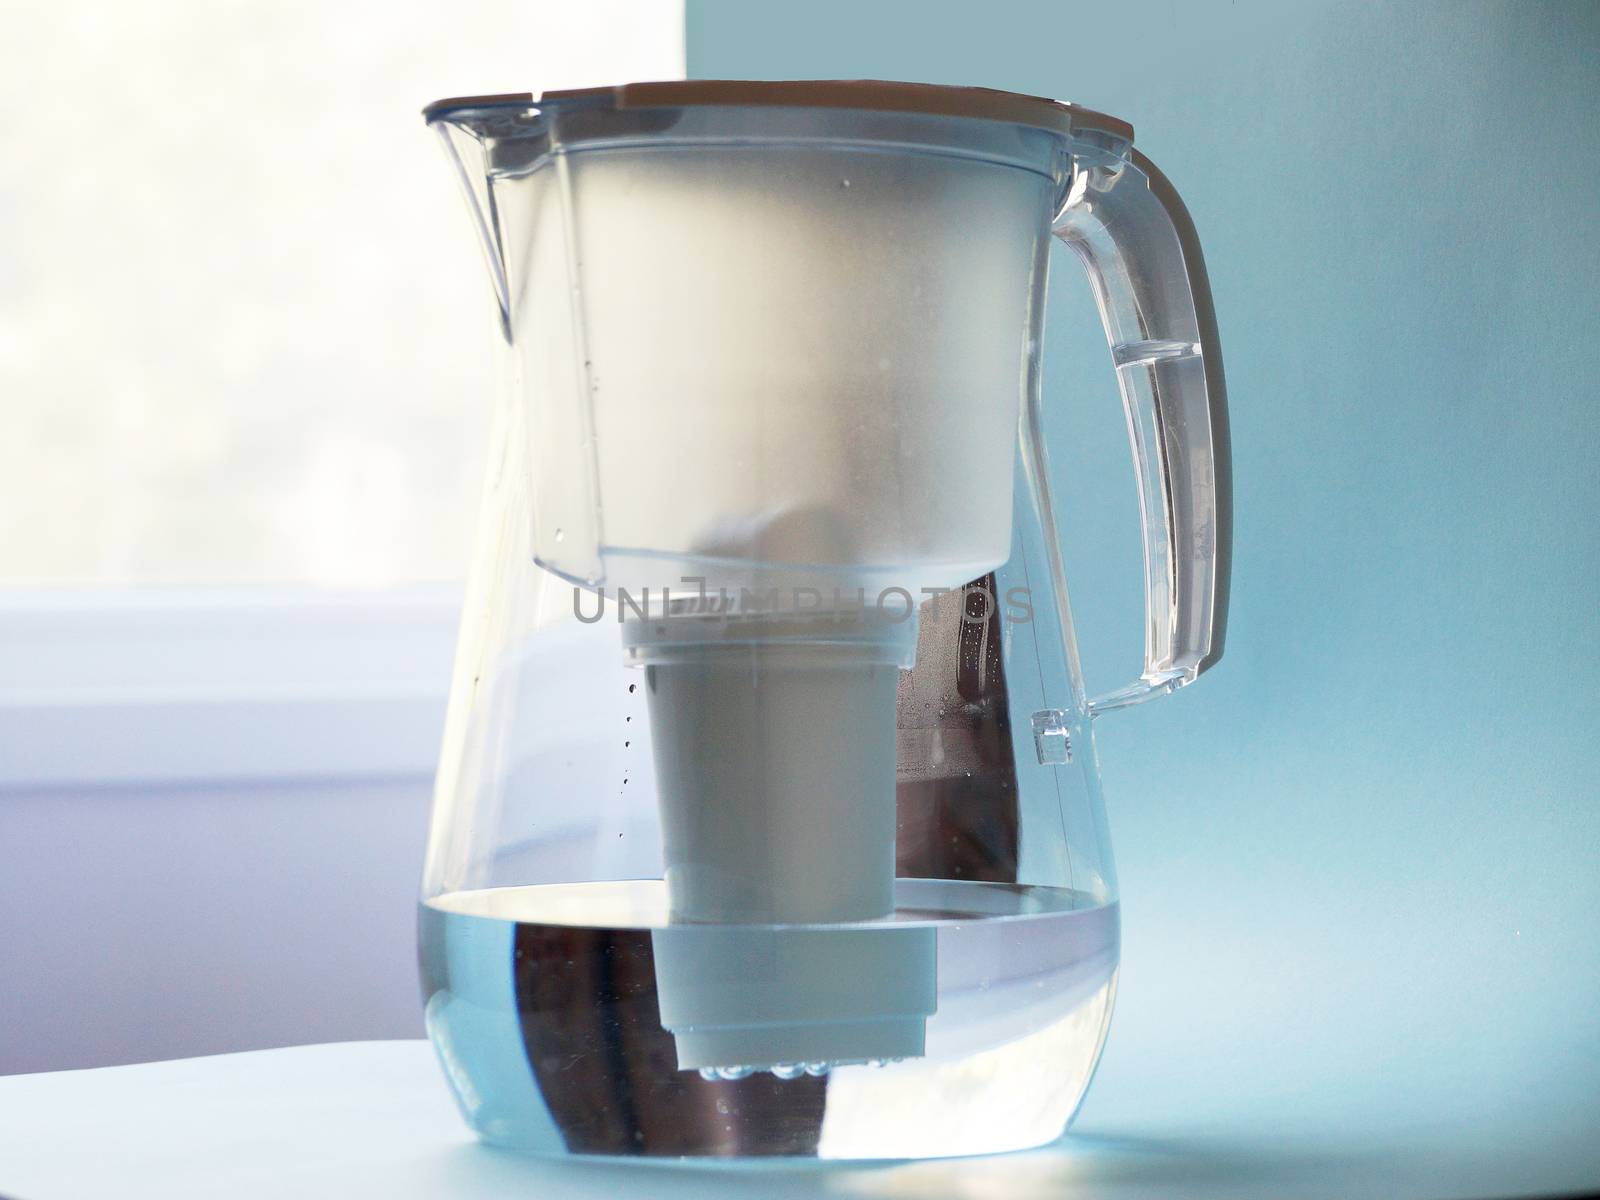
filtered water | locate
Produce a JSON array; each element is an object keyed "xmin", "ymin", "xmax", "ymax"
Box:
[{"xmin": 420, "ymin": 879, "xmax": 1117, "ymax": 1159}]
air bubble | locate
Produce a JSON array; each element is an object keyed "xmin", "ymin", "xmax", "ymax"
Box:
[
  {"xmin": 803, "ymin": 1061, "xmax": 831, "ymax": 1077},
  {"xmin": 770, "ymin": 1063, "xmax": 804, "ymax": 1080},
  {"xmin": 697, "ymin": 1067, "xmax": 719, "ymax": 1081},
  {"xmin": 716, "ymin": 1065, "xmax": 754, "ymax": 1081}
]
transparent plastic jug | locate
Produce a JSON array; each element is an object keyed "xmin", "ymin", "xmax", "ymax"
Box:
[{"xmin": 418, "ymin": 80, "xmax": 1230, "ymax": 1160}]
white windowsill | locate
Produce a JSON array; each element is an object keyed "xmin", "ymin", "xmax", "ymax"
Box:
[{"xmin": 0, "ymin": 588, "xmax": 460, "ymax": 790}]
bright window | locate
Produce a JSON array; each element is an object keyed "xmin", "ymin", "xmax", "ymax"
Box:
[{"xmin": 0, "ymin": 1, "xmax": 685, "ymax": 587}]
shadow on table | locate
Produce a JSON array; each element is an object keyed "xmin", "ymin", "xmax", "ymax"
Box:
[{"xmin": 411, "ymin": 1131, "xmax": 1395, "ymax": 1200}]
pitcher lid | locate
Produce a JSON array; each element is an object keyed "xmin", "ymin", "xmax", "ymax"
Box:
[{"xmin": 423, "ymin": 79, "xmax": 1133, "ymax": 142}]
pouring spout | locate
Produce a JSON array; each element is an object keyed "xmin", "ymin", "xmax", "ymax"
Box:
[{"xmin": 428, "ymin": 113, "xmax": 517, "ymax": 337}]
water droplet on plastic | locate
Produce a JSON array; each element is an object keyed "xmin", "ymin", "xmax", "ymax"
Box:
[
  {"xmin": 840, "ymin": 178, "xmax": 851, "ymax": 189},
  {"xmin": 553, "ymin": 528, "xmax": 565, "ymax": 543},
  {"xmin": 715, "ymin": 1099, "xmax": 730, "ymax": 1115},
  {"xmin": 628, "ymin": 683, "xmax": 637, "ymax": 694}
]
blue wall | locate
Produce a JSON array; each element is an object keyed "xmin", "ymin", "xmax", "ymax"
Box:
[{"xmin": 689, "ymin": 0, "xmax": 1600, "ymax": 1148}]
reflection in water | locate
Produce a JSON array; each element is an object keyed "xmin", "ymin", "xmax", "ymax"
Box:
[
  {"xmin": 897, "ymin": 577, "xmax": 1022, "ymax": 884},
  {"xmin": 513, "ymin": 925, "xmax": 826, "ymax": 1156}
]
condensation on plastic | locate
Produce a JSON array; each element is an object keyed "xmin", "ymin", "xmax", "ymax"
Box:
[{"xmin": 435, "ymin": 106, "xmax": 1055, "ymax": 603}]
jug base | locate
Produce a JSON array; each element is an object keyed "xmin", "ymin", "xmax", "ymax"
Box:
[{"xmin": 420, "ymin": 879, "xmax": 1118, "ymax": 1161}]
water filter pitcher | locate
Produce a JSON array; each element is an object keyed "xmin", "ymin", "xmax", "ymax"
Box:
[{"xmin": 418, "ymin": 80, "xmax": 1230, "ymax": 1160}]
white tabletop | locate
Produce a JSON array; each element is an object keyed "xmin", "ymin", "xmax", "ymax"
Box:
[{"xmin": 0, "ymin": 1037, "xmax": 1594, "ymax": 1200}]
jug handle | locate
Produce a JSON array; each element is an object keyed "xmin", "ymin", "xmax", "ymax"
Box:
[{"xmin": 1053, "ymin": 138, "xmax": 1232, "ymax": 715}]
